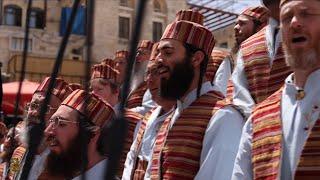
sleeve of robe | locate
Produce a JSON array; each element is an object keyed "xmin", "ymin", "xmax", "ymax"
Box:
[
  {"xmin": 231, "ymin": 52, "xmax": 256, "ymax": 118},
  {"xmin": 130, "ymin": 90, "xmax": 157, "ymax": 116},
  {"xmin": 212, "ymin": 57, "xmax": 232, "ymax": 97},
  {"xmin": 231, "ymin": 117, "xmax": 253, "ymax": 180},
  {"xmin": 194, "ymin": 106, "xmax": 245, "ymax": 180}
]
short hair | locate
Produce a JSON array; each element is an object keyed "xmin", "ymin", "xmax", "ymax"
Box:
[
  {"xmin": 77, "ymin": 113, "xmax": 114, "ymax": 156},
  {"xmin": 183, "ymin": 43, "xmax": 209, "ymax": 97}
]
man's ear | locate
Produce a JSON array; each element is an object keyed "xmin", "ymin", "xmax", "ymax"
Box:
[{"xmin": 191, "ymin": 51, "xmax": 205, "ymax": 68}]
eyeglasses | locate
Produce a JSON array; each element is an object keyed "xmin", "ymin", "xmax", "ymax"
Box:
[
  {"xmin": 48, "ymin": 116, "xmax": 78, "ymax": 129},
  {"xmin": 25, "ymin": 102, "xmax": 58, "ymax": 115}
]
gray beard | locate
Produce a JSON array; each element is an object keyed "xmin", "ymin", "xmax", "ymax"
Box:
[
  {"xmin": 283, "ymin": 44, "xmax": 319, "ymax": 70},
  {"xmin": 130, "ymin": 61, "xmax": 148, "ymax": 92}
]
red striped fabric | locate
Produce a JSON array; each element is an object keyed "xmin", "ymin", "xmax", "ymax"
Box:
[
  {"xmin": 150, "ymin": 91, "xmax": 225, "ymax": 179},
  {"xmin": 126, "ymin": 81, "xmax": 148, "ymax": 109},
  {"xmin": 251, "ymin": 87, "xmax": 320, "ymax": 179},
  {"xmin": 8, "ymin": 146, "xmax": 27, "ymax": 179},
  {"xmin": 241, "ymin": 27, "xmax": 292, "ymax": 104},
  {"xmin": 205, "ymin": 49, "xmax": 230, "ymax": 83},
  {"xmin": 118, "ymin": 109, "xmax": 143, "ymax": 178}
]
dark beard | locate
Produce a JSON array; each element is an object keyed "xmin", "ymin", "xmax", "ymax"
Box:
[
  {"xmin": 45, "ymin": 133, "xmax": 84, "ymax": 179},
  {"xmin": 160, "ymin": 55, "xmax": 194, "ymax": 100}
]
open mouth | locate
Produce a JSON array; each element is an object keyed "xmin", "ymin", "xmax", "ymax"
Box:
[
  {"xmin": 46, "ymin": 136, "xmax": 59, "ymax": 147},
  {"xmin": 157, "ymin": 65, "xmax": 170, "ymax": 75},
  {"xmin": 292, "ymin": 36, "xmax": 307, "ymax": 43}
]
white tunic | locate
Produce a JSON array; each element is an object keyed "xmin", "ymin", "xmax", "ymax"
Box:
[
  {"xmin": 28, "ymin": 148, "xmax": 50, "ymax": 180},
  {"xmin": 131, "ymin": 90, "xmax": 157, "ymax": 116},
  {"xmin": 72, "ymin": 159, "xmax": 108, "ymax": 180},
  {"xmin": 123, "ymin": 81, "xmax": 244, "ymax": 180},
  {"xmin": 232, "ymin": 69, "xmax": 320, "ymax": 180},
  {"xmin": 231, "ymin": 18, "xmax": 282, "ymax": 117},
  {"xmin": 211, "ymin": 57, "xmax": 233, "ymax": 97},
  {"xmin": 122, "ymin": 106, "xmax": 173, "ymax": 180}
]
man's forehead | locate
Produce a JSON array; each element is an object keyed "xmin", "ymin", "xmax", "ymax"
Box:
[
  {"xmin": 281, "ymin": 0, "xmax": 320, "ymax": 11},
  {"xmin": 237, "ymin": 15, "xmax": 252, "ymax": 22},
  {"xmin": 52, "ymin": 105, "xmax": 79, "ymax": 122},
  {"xmin": 158, "ymin": 39, "xmax": 183, "ymax": 50}
]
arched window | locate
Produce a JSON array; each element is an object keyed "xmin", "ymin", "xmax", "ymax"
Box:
[
  {"xmin": 4, "ymin": 5, "xmax": 22, "ymax": 26},
  {"xmin": 153, "ymin": 0, "xmax": 161, "ymax": 12},
  {"xmin": 29, "ymin": 8, "xmax": 45, "ymax": 29}
]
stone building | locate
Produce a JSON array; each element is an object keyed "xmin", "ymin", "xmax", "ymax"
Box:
[{"xmin": 0, "ymin": 0, "xmax": 187, "ymax": 83}]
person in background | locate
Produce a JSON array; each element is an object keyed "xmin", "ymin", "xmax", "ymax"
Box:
[
  {"xmin": 122, "ymin": 43, "xmax": 176, "ymax": 180},
  {"xmin": 0, "ymin": 77, "xmax": 72, "ymax": 180},
  {"xmin": 90, "ymin": 62, "xmax": 143, "ymax": 177},
  {"xmin": 230, "ymin": 0, "xmax": 292, "ymax": 118},
  {"xmin": 44, "ymin": 89, "xmax": 115, "ymax": 180}
]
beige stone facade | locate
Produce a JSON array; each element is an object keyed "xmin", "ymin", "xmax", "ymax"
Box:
[
  {"xmin": 0, "ymin": 0, "xmax": 187, "ymax": 83},
  {"xmin": 93, "ymin": 0, "xmax": 187, "ymax": 61}
]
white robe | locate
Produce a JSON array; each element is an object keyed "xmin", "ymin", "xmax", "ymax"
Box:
[
  {"xmin": 211, "ymin": 56, "xmax": 233, "ymax": 97},
  {"xmin": 122, "ymin": 106, "xmax": 173, "ymax": 180},
  {"xmin": 72, "ymin": 159, "xmax": 108, "ymax": 180},
  {"xmin": 232, "ymin": 69, "xmax": 320, "ymax": 180}
]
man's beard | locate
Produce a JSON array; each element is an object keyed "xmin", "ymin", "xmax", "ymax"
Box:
[
  {"xmin": 46, "ymin": 133, "xmax": 84, "ymax": 178},
  {"xmin": 160, "ymin": 56, "xmax": 194, "ymax": 100},
  {"xmin": 283, "ymin": 43, "xmax": 319, "ymax": 70},
  {"xmin": 131, "ymin": 60, "xmax": 148, "ymax": 91},
  {"xmin": 23, "ymin": 115, "xmax": 47, "ymax": 151}
]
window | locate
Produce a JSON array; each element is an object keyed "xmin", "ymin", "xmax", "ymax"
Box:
[
  {"xmin": 11, "ymin": 37, "xmax": 33, "ymax": 52},
  {"xmin": 120, "ymin": 0, "xmax": 129, "ymax": 7},
  {"xmin": 29, "ymin": 8, "xmax": 45, "ymax": 29},
  {"xmin": 153, "ymin": 22, "xmax": 162, "ymax": 41},
  {"xmin": 154, "ymin": 0, "xmax": 161, "ymax": 12},
  {"xmin": 119, "ymin": 17, "xmax": 130, "ymax": 39},
  {"xmin": 219, "ymin": 42, "xmax": 228, "ymax": 49},
  {"xmin": 4, "ymin": 5, "xmax": 22, "ymax": 26}
]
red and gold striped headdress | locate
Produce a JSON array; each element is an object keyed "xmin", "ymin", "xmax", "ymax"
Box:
[
  {"xmin": 241, "ymin": 6, "xmax": 270, "ymax": 25},
  {"xmin": 149, "ymin": 42, "xmax": 159, "ymax": 62},
  {"xmin": 91, "ymin": 64, "xmax": 119, "ymax": 83},
  {"xmin": 175, "ymin": 9, "xmax": 204, "ymax": 25},
  {"xmin": 36, "ymin": 77, "xmax": 72, "ymax": 102},
  {"xmin": 161, "ymin": 20, "xmax": 215, "ymax": 56},
  {"xmin": 101, "ymin": 58, "xmax": 115, "ymax": 67},
  {"xmin": 137, "ymin": 40, "xmax": 154, "ymax": 51},
  {"xmin": 62, "ymin": 89, "xmax": 115, "ymax": 127},
  {"xmin": 115, "ymin": 50, "xmax": 129, "ymax": 60}
]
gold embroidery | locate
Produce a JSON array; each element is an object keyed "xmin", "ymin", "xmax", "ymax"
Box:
[{"xmin": 9, "ymin": 157, "xmax": 20, "ymax": 174}]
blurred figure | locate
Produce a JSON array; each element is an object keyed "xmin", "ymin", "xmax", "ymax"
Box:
[
  {"xmin": 90, "ymin": 62, "xmax": 142, "ymax": 177},
  {"xmin": 0, "ymin": 77, "xmax": 72, "ymax": 180},
  {"xmin": 0, "ymin": 122, "xmax": 8, "ymax": 153},
  {"xmin": 122, "ymin": 43, "xmax": 176, "ymax": 180},
  {"xmin": 129, "ymin": 40, "xmax": 159, "ymax": 115},
  {"xmin": 114, "ymin": 50, "xmax": 130, "ymax": 85},
  {"xmin": 44, "ymin": 90, "xmax": 115, "ymax": 179},
  {"xmin": 230, "ymin": 0, "xmax": 292, "ymax": 117}
]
